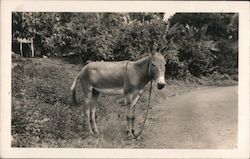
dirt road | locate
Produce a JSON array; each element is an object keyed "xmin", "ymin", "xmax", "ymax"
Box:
[{"xmin": 139, "ymin": 86, "xmax": 238, "ymax": 149}]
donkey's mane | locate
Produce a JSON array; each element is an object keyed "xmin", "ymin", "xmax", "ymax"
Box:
[{"xmin": 134, "ymin": 54, "xmax": 151, "ymax": 67}]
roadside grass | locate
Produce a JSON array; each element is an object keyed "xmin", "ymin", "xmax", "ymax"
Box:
[{"xmin": 11, "ymin": 58, "xmax": 237, "ymax": 148}]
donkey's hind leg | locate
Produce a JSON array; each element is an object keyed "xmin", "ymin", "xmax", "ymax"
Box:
[
  {"xmin": 90, "ymin": 106, "xmax": 99, "ymax": 135},
  {"xmin": 90, "ymin": 91, "xmax": 100, "ymax": 135},
  {"xmin": 84, "ymin": 92, "xmax": 95, "ymax": 136},
  {"xmin": 85, "ymin": 107, "xmax": 94, "ymax": 135},
  {"xmin": 90, "ymin": 90, "xmax": 100, "ymax": 135}
]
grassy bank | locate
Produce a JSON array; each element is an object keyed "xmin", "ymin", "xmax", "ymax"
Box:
[{"xmin": 11, "ymin": 58, "xmax": 237, "ymax": 148}]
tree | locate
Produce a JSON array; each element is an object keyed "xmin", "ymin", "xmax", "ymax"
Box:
[{"xmin": 168, "ymin": 13, "xmax": 238, "ymax": 76}]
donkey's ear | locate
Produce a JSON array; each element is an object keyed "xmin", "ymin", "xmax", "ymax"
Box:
[
  {"xmin": 163, "ymin": 52, "xmax": 168, "ymax": 58},
  {"xmin": 159, "ymin": 46, "xmax": 166, "ymax": 53},
  {"xmin": 152, "ymin": 51, "xmax": 158, "ymax": 55}
]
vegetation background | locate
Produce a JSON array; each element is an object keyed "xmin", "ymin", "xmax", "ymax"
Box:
[{"xmin": 11, "ymin": 12, "xmax": 238, "ymax": 148}]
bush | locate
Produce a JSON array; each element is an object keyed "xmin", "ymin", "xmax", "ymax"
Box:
[{"xmin": 12, "ymin": 12, "xmax": 238, "ymax": 78}]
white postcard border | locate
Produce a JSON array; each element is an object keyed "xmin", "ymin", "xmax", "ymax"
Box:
[{"xmin": 1, "ymin": 1, "xmax": 249, "ymax": 158}]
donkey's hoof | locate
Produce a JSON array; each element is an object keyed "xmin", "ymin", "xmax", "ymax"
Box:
[
  {"xmin": 126, "ymin": 130, "xmax": 130, "ymax": 135},
  {"xmin": 132, "ymin": 129, "xmax": 136, "ymax": 135},
  {"xmin": 88, "ymin": 130, "xmax": 95, "ymax": 136},
  {"xmin": 125, "ymin": 131, "xmax": 133, "ymax": 138},
  {"xmin": 93, "ymin": 130, "xmax": 100, "ymax": 137}
]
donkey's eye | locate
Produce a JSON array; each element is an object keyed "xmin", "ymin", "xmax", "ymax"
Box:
[{"xmin": 152, "ymin": 63, "xmax": 156, "ymax": 67}]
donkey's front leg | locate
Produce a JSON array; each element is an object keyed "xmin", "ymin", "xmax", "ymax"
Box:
[
  {"xmin": 125, "ymin": 94, "xmax": 133, "ymax": 137},
  {"xmin": 125, "ymin": 93, "xmax": 139, "ymax": 137},
  {"xmin": 131, "ymin": 94, "xmax": 140, "ymax": 135}
]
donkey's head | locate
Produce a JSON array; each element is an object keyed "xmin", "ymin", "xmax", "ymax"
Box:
[{"xmin": 149, "ymin": 53, "xmax": 166, "ymax": 89}]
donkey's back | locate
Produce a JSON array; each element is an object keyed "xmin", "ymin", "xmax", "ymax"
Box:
[{"xmin": 79, "ymin": 61, "xmax": 129, "ymax": 95}]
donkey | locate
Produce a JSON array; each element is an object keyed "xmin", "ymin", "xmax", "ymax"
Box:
[{"xmin": 70, "ymin": 53, "xmax": 166, "ymax": 137}]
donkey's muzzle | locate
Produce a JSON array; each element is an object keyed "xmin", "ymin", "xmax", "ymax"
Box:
[{"xmin": 157, "ymin": 83, "xmax": 165, "ymax": 89}]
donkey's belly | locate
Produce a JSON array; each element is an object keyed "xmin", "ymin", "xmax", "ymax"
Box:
[{"xmin": 94, "ymin": 87, "xmax": 124, "ymax": 95}]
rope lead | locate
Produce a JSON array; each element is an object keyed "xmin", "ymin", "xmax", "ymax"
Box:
[{"xmin": 125, "ymin": 80, "xmax": 153, "ymax": 140}]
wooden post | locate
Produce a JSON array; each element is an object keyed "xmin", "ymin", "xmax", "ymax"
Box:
[
  {"xmin": 20, "ymin": 42, "xmax": 23, "ymax": 57},
  {"xmin": 31, "ymin": 38, "xmax": 34, "ymax": 57}
]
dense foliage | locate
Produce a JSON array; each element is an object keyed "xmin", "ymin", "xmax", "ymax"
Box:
[{"xmin": 12, "ymin": 12, "xmax": 238, "ymax": 77}]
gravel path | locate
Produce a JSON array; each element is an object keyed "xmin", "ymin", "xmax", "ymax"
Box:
[{"xmin": 140, "ymin": 86, "xmax": 238, "ymax": 149}]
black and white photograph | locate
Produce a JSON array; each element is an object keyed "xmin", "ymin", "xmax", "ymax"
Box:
[{"xmin": 1, "ymin": 1, "xmax": 249, "ymax": 158}]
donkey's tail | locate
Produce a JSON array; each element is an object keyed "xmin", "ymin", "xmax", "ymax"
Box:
[{"xmin": 70, "ymin": 74, "xmax": 80, "ymax": 106}]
